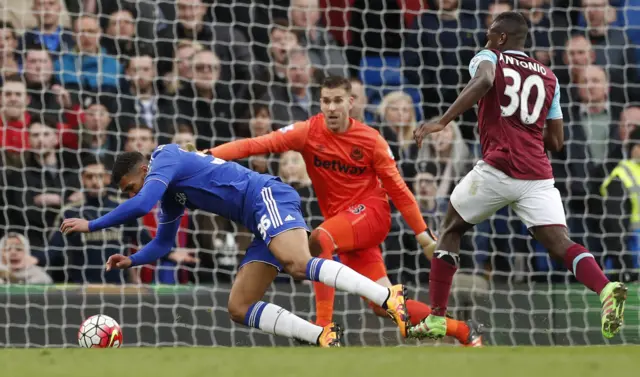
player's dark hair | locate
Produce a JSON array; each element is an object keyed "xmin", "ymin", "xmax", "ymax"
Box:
[
  {"xmin": 322, "ymin": 76, "xmax": 352, "ymax": 93},
  {"xmin": 112, "ymin": 151, "xmax": 145, "ymax": 185},
  {"xmin": 493, "ymin": 11, "xmax": 529, "ymax": 47}
]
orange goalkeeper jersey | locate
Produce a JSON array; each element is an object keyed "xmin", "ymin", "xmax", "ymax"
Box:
[{"xmin": 210, "ymin": 113, "xmax": 427, "ymax": 235}]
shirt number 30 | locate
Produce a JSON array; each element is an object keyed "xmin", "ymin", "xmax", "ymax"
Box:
[{"xmin": 501, "ymin": 68, "xmax": 546, "ymax": 125}]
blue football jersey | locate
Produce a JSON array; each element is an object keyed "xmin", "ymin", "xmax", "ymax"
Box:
[{"xmin": 145, "ymin": 144, "xmax": 276, "ymax": 228}]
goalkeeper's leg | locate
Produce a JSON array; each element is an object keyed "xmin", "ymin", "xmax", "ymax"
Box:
[
  {"xmin": 272, "ymin": 228, "xmax": 410, "ymax": 337},
  {"xmin": 308, "ymin": 198, "xmax": 392, "ymax": 327},
  {"xmin": 228, "ymin": 259, "xmax": 342, "ymax": 347}
]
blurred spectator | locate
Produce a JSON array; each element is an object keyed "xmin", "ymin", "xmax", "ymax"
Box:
[
  {"xmin": 7, "ymin": 119, "xmax": 80, "ymax": 255},
  {"xmin": 349, "ymin": 77, "xmax": 373, "ymax": 123},
  {"xmin": 19, "ymin": 0, "xmax": 74, "ymax": 56},
  {"xmin": 163, "ymin": 40, "xmax": 204, "ymax": 95},
  {"xmin": 176, "ymin": 49, "xmax": 238, "ymax": 150},
  {"xmin": 54, "ymin": 15, "xmax": 122, "ymax": 94},
  {"xmin": 516, "ymin": 0, "xmax": 556, "ymax": 66},
  {"xmin": 576, "ymin": 65, "xmax": 617, "ymax": 162},
  {"xmin": 23, "ymin": 48, "xmax": 74, "ymax": 120},
  {"xmin": 125, "ymin": 127, "xmax": 156, "ymax": 157},
  {"xmin": 59, "ymin": 94, "xmax": 117, "ymax": 170},
  {"xmin": 1, "ymin": 77, "xmax": 33, "ymax": 163},
  {"xmin": 171, "ymin": 124, "xmax": 196, "ymax": 149},
  {"xmin": 0, "ymin": 232, "xmax": 52, "ymax": 284},
  {"xmin": 252, "ymin": 20, "xmax": 301, "ymax": 102},
  {"xmin": 402, "ymin": 0, "xmax": 480, "ymax": 138},
  {"xmin": 102, "ymin": 5, "xmax": 142, "ymax": 65},
  {"xmin": 560, "ymin": 35, "xmax": 594, "ymax": 91},
  {"xmin": 119, "ymin": 54, "xmax": 174, "ymax": 145},
  {"xmin": 156, "ymin": 0, "xmax": 252, "ymax": 92},
  {"xmin": 581, "ymin": 0, "xmax": 640, "ymax": 103},
  {"xmin": 419, "ymin": 118, "xmax": 472, "ymax": 197},
  {"xmin": 0, "ymin": 21, "xmax": 20, "ymax": 82},
  {"xmin": 288, "ymin": 0, "xmax": 349, "ymax": 78},
  {"xmin": 278, "ymin": 150, "xmax": 321, "ymax": 228},
  {"xmin": 412, "ymin": 169, "xmax": 449, "ymax": 240},
  {"xmin": 248, "ymin": 104, "xmax": 273, "ymax": 138},
  {"xmin": 47, "ymin": 155, "xmax": 151, "ymax": 284},
  {"xmin": 261, "ymin": 48, "xmax": 320, "ymax": 129},
  {"xmin": 599, "ymin": 127, "xmax": 640, "ymax": 282},
  {"xmin": 484, "ymin": 1, "xmax": 513, "ymax": 32},
  {"xmin": 591, "ymin": 105, "xmax": 640, "ymax": 183},
  {"xmin": 231, "ymin": 103, "xmax": 278, "ymax": 173},
  {"xmin": 377, "ymin": 91, "xmax": 420, "ymax": 180},
  {"xmin": 247, "ymin": 104, "xmax": 276, "ymax": 174}
]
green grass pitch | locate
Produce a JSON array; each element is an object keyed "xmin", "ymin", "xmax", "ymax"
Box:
[{"xmin": 2, "ymin": 346, "xmax": 638, "ymax": 377}]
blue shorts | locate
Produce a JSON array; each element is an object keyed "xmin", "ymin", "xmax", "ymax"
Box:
[{"xmin": 239, "ymin": 180, "xmax": 310, "ymax": 271}]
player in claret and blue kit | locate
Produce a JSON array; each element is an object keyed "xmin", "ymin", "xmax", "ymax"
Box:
[
  {"xmin": 410, "ymin": 11, "xmax": 627, "ymax": 340},
  {"xmin": 59, "ymin": 143, "xmax": 410, "ymax": 347}
]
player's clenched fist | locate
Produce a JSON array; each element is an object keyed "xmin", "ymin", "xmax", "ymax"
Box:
[
  {"xmin": 105, "ymin": 254, "xmax": 132, "ymax": 271},
  {"xmin": 413, "ymin": 122, "xmax": 446, "ymax": 148},
  {"xmin": 60, "ymin": 218, "xmax": 90, "ymax": 235}
]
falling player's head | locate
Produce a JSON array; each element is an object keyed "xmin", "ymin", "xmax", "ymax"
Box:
[
  {"xmin": 320, "ymin": 76, "xmax": 353, "ymax": 132},
  {"xmin": 485, "ymin": 11, "xmax": 529, "ymax": 52},
  {"xmin": 112, "ymin": 151, "xmax": 148, "ymax": 197}
]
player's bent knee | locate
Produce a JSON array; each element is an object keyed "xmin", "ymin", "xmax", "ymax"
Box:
[
  {"xmin": 227, "ymin": 298, "xmax": 252, "ymax": 324},
  {"xmin": 281, "ymin": 259, "xmax": 309, "ymax": 281}
]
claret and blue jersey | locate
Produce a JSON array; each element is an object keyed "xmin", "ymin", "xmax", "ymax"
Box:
[{"xmin": 87, "ymin": 144, "xmax": 309, "ymax": 270}]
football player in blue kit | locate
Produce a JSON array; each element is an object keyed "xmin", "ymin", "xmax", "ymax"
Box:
[{"xmin": 60, "ymin": 144, "xmax": 409, "ymax": 347}]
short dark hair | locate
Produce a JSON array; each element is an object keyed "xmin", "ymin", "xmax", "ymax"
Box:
[
  {"xmin": 2, "ymin": 75, "xmax": 25, "ymax": 87},
  {"xmin": 127, "ymin": 126, "xmax": 154, "ymax": 136},
  {"xmin": 112, "ymin": 151, "xmax": 145, "ymax": 185},
  {"xmin": 270, "ymin": 19, "xmax": 292, "ymax": 35},
  {"xmin": 321, "ymin": 76, "xmax": 352, "ymax": 92},
  {"xmin": 80, "ymin": 153, "xmax": 102, "ymax": 169},
  {"xmin": 493, "ymin": 11, "xmax": 529, "ymax": 46},
  {"xmin": 176, "ymin": 123, "xmax": 195, "ymax": 134}
]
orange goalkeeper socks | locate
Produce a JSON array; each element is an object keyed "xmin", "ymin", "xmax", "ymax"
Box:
[
  {"xmin": 312, "ymin": 234, "xmax": 337, "ymax": 327},
  {"xmin": 313, "ymin": 281, "xmax": 335, "ymax": 327}
]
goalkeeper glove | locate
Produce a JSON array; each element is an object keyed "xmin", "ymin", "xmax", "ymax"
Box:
[{"xmin": 415, "ymin": 228, "xmax": 437, "ymax": 261}]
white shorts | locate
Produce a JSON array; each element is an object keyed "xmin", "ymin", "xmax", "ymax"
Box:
[{"xmin": 450, "ymin": 161, "xmax": 567, "ymax": 229}]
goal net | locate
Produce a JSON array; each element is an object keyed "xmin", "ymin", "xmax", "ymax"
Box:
[{"xmin": 0, "ymin": 0, "xmax": 638, "ymax": 347}]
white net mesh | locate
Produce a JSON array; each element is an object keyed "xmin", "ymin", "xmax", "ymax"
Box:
[{"xmin": 0, "ymin": 0, "xmax": 638, "ymax": 348}]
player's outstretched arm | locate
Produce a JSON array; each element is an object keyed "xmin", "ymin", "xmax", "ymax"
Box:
[
  {"xmin": 207, "ymin": 121, "xmax": 310, "ymax": 160},
  {"xmin": 60, "ymin": 180, "xmax": 167, "ymax": 235},
  {"xmin": 106, "ymin": 216, "xmax": 182, "ymax": 270},
  {"xmin": 372, "ymin": 136, "xmax": 436, "ymax": 257},
  {"xmin": 414, "ymin": 60, "xmax": 495, "ymax": 147}
]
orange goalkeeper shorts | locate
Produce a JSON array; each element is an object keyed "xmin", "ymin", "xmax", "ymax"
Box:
[{"xmin": 317, "ymin": 196, "xmax": 391, "ymax": 282}]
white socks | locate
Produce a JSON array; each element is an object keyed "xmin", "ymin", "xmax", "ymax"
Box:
[
  {"xmin": 245, "ymin": 301, "xmax": 322, "ymax": 344},
  {"xmin": 306, "ymin": 257, "xmax": 390, "ymax": 307}
]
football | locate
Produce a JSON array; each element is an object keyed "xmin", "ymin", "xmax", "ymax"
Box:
[{"xmin": 77, "ymin": 314, "xmax": 123, "ymax": 348}]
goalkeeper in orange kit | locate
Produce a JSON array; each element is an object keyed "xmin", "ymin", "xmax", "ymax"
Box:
[{"xmin": 208, "ymin": 76, "xmax": 483, "ymax": 346}]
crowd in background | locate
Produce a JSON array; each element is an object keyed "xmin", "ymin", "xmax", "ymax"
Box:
[{"xmin": 0, "ymin": 0, "xmax": 639, "ymax": 286}]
